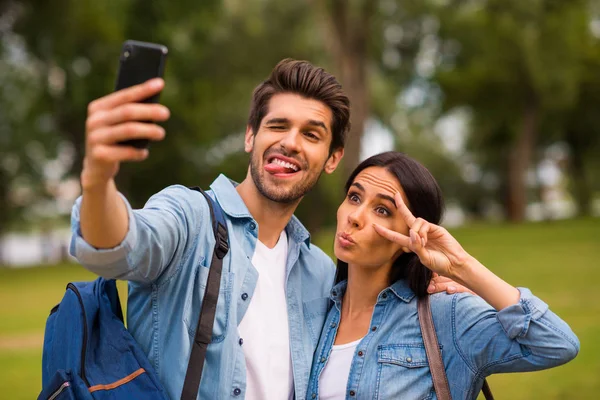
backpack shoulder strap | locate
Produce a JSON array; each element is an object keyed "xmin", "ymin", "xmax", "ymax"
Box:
[
  {"xmin": 181, "ymin": 187, "xmax": 229, "ymax": 400},
  {"xmin": 417, "ymin": 295, "xmax": 494, "ymax": 400}
]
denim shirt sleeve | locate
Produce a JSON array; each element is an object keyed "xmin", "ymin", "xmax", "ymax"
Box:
[
  {"xmin": 452, "ymin": 287, "xmax": 579, "ymax": 376},
  {"xmin": 69, "ymin": 185, "xmax": 208, "ymax": 283}
]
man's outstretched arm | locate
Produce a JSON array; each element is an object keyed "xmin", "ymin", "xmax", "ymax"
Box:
[{"xmin": 79, "ymin": 78, "xmax": 168, "ymax": 249}]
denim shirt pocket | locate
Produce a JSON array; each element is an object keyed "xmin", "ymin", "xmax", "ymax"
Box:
[
  {"xmin": 376, "ymin": 344, "xmax": 436, "ymax": 400},
  {"xmin": 303, "ymin": 297, "xmax": 331, "ymax": 347},
  {"xmin": 183, "ymin": 264, "xmax": 234, "ymax": 343}
]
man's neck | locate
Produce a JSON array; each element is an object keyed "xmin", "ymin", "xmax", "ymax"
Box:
[{"xmin": 236, "ymin": 178, "xmax": 301, "ymax": 249}]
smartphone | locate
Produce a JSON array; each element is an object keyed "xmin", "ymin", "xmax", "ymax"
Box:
[{"xmin": 114, "ymin": 40, "xmax": 168, "ymax": 149}]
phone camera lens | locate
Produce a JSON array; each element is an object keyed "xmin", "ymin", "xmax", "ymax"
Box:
[{"xmin": 121, "ymin": 46, "xmax": 132, "ymax": 62}]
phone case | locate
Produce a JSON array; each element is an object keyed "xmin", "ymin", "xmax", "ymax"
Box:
[{"xmin": 115, "ymin": 40, "xmax": 168, "ymax": 149}]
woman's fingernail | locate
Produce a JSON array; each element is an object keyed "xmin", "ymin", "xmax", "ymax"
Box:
[
  {"xmin": 447, "ymin": 285, "xmax": 457, "ymax": 293},
  {"xmin": 428, "ymin": 284, "xmax": 435, "ymax": 293},
  {"xmin": 421, "ymin": 238, "xmax": 426, "ymax": 247}
]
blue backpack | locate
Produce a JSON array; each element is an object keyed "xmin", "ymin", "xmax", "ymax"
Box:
[{"xmin": 39, "ymin": 188, "xmax": 229, "ymax": 400}]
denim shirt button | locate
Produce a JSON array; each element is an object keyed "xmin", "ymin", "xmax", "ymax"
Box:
[
  {"xmin": 371, "ymin": 326, "xmax": 378, "ymax": 332},
  {"xmin": 382, "ymin": 293, "xmax": 388, "ymax": 299},
  {"xmin": 239, "ymin": 338, "xmax": 244, "ymax": 346},
  {"xmin": 330, "ymin": 322, "xmax": 337, "ymax": 328},
  {"xmin": 241, "ymin": 293, "xmax": 249, "ymax": 301},
  {"xmin": 349, "ymin": 390, "xmax": 356, "ymax": 396},
  {"xmin": 358, "ymin": 350, "xmax": 364, "ymax": 357},
  {"xmin": 406, "ymin": 357, "xmax": 412, "ymax": 363},
  {"xmin": 320, "ymin": 357, "xmax": 326, "ymax": 363},
  {"xmin": 249, "ymin": 222, "xmax": 256, "ymax": 230},
  {"xmin": 233, "ymin": 388, "xmax": 241, "ymax": 396},
  {"xmin": 312, "ymin": 394, "xmax": 316, "ymax": 399}
]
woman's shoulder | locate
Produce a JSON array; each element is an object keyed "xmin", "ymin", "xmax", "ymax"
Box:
[{"xmin": 428, "ymin": 292, "xmax": 494, "ymax": 321}]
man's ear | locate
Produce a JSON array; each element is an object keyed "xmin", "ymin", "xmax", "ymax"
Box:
[
  {"xmin": 244, "ymin": 126, "xmax": 254, "ymax": 153},
  {"xmin": 324, "ymin": 147, "xmax": 344, "ymax": 174}
]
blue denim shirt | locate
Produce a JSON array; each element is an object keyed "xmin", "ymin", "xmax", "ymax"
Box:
[
  {"xmin": 70, "ymin": 174, "xmax": 336, "ymax": 399},
  {"xmin": 307, "ymin": 279, "xmax": 579, "ymax": 400}
]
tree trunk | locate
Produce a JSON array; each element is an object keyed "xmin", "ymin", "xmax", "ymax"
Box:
[
  {"xmin": 506, "ymin": 99, "xmax": 539, "ymax": 222},
  {"xmin": 316, "ymin": 0, "xmax": 375, "ymax": 179},
  {"xmin": 567, "ymin": 136, "xmax": 592, "ymax": 216},
  {"xmin": 340, "ymin": 55, "xmax": 369, "ymax": 180}
]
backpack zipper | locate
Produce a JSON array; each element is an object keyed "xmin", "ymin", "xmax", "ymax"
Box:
[
  {"xmin": 67, "ymin": 283, "xmax": 90, "ymax": 387},
  {"xmin": 47, "ymin": 381, "xmax": 70, "ymax": 400}
]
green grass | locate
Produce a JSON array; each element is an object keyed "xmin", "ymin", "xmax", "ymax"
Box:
[
  {"xmin": 1, "ymin": 218, "xmax": 599, "ymax": 399},
  {"xmin": 0, "ymin": 265, "xmax": 127, "ymax": 400}
]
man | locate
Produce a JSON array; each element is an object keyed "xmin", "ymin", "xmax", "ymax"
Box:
[{"xmin": 71, "ymin": 58, "xmax": 457, "ymax": 399}]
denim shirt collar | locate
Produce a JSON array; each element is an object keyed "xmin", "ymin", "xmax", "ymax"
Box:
[
  {"xmin": 388, "ymin": 279, "xmax": 416, "ymax": 303},
  {"xmin": 210, "ymin": 174, "xmax": 311, "ymax": 247},
  {"xmin": 329, "ymin": 279, "xmax": 416, "ymax": 306}
]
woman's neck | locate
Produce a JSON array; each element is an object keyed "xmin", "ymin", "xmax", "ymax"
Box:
[{"xmin": 342, "ymin": 263, "xmax": 390, "ymax": 317}]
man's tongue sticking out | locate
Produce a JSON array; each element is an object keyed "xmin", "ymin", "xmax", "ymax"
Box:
[{"xmin": 265, "ymin": 159, "xmax": 298, "ymax": 175}]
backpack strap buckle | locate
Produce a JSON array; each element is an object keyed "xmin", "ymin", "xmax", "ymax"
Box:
[{"xmin": 215, "ymin": 223, "xmax": 229, "ymax": 259}]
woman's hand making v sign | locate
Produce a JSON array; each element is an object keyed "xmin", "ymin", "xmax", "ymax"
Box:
[{"xmin": 373, "ymin": 191, "xmax": 521, "ymax": 311}]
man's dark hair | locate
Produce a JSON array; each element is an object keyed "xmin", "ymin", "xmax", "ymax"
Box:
[
  {"xmin": 335, "ymin": 151, "xmax": 445, "ymax": 298},
  {"xmin": 247, "ymin": 58, "xmax": 350, "ymax": 152}
]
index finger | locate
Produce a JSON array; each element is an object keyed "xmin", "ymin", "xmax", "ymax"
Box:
[
  {"xmin": 395, "ymin": 191, "xmax": 416, "ymax": 227},
  {"xmin": 373, "ymin": 223, "xmax": 411, "ymax": 247},
  {"xmin": 89, "ymin": 78, "xmax": 165, "ymax": 113}
]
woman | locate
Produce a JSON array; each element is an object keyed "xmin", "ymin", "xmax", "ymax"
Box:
[{"xmin": 307, "ymin": 151, "xmax": 579, "ymax": 400}]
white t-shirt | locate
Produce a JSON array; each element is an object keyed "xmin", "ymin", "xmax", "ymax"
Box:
[
  {"xmin": 238, "ymin": 230, "xmax": 293, "ymax": 400},
  {"xmin": 318, "ymin": 337, "xmax": 363, "ymax": 400}
]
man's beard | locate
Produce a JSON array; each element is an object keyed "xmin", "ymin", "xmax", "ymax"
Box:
[{"xmin": 249, "ymin": 147, "xmax": 323, "ymax": 204}]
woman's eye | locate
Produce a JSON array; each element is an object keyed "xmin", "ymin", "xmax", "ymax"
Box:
[
  {"xmin": 376, "ymin": 207, "xmax": 390, "ymax": 216},
  {"xmin": 348, "ymin": 193, "xmax": 360, "ymax": 203}
]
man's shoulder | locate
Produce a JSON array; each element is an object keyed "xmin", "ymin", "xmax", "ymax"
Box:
[
  {"xmin": 147, "ymin": 184, "xmax": 202, "ymax": 202},
  {"xmin": 299, "ymin": 241, "xmax": 336, "ymax": 276},
  {"xmin": 144, "ymin": 184, "xmax": 211, "ymax": 213},
  {"xmin": 137, "ymin": 184, "xmax": 215, "ymax": 239},
  {"xmin": 302, "ymin": 241, "xmax": 334, "ymax": 262}
]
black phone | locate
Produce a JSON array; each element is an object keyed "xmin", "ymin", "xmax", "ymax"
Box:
[{"xmin": 114, "ymin": 40, "xmax": 168, "ymax": 149}]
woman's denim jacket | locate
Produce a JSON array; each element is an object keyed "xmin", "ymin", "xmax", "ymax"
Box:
[{"xmin": 307, "ymin": 279, "xmax": 579, "ymax": 400}]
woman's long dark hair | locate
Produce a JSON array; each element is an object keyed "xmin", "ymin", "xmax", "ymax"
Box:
[{"xmin": 335, "ymin": 151, "xmax": 444, "ymax": 298}]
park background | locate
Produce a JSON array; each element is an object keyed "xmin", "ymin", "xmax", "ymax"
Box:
[{"xmin": 1, "ymin": 0, "xmax": 599, "ymax": 398}]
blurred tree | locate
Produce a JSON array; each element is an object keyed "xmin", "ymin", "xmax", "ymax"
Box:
[
  {"xmin": 310, "ymin": 0, "xmax": 376, "ymax": 179},
  {"xmin": 0, "ymin": 2, "xmax": 64, "ymax": 234},
  {"xmin": 562, "ymin": 37, "xmax": 600, "ymax": 216},
  {"xmin": 436, "ymin": 0, "xmax": 589, "ymax": 221},
  {"xmin": 309, "ymin": 0, "xmax": 469, "ymax": 208},
  {"xmin": 12, "ymin": 0, "xmax": 591, "ymax": 236},
  {"xmin": 5, "ymin": 0, "xmax": 340, "ymax": 231}
]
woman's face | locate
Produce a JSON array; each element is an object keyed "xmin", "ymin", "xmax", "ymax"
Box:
[{"xmin": 335, "ymin": 166, "xmax": 410, "ymax": 270}]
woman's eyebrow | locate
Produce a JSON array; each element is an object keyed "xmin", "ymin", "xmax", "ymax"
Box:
[
  {"xmin": 377, "ymin": 194, "xmax": 396, "ymax": 208},
  {"xmin": 351, "ymin": 182, "xmax": 397, "ymax": 207},
  {"xmin": 350, "ymin": 182, "xmax": 365, "ymax": 192}
]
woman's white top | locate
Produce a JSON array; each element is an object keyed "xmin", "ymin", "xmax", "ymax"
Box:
[{"xmin": 318, "ymin": 337, "xmax": 363, "ymax": 399}]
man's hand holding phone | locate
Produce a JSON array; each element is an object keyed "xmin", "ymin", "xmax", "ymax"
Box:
[
  {"xmin": 79, "ymin": 40, "xmax": 169, "ymax": 250},
  {"xmin": 81, "ymin": 79, "xmax": 169, "ymax": 190}
]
